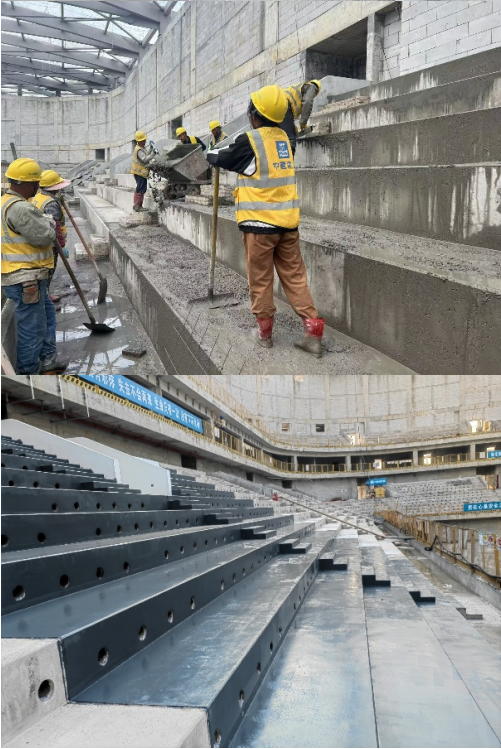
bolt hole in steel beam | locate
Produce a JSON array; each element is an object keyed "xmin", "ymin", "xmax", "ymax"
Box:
[
  {"xmin": 167, "ymin": 610, "xmax": 174, "ymax": 624},
  {"xmin": 238, "ymin": 690, "xmax": 245, "ymax": 708},
  {"xmin": 138, "ymin": 626, "xmax": 147, "ymax": 641},
  {"xmin": 117, "ymin": 525, "xmax": 122, "ymax": 533},
  {"xmin": 51, "ymin": 503, "xmax": 58, "ymax": 512},
  {"xmin": 98, "ymin": 648, "xmax": 109, "ymax": 666},
  {"xmin": 96, "ymin": 503, "xmax": 101, "ymax": 510},
  {"xmin": 55, "ymin": 483, "xmax": 60, "ymax": 489},
  {"xmin": 127, "ymin": 503, "xmax": 132, "ymax": 510},
  {"xmin": 257, "ymin": 662, "xmax": 261, "ymax": 675},
  {"xmin": 2, "ymin": 534, "xmax": 9, "ymax": 546},
  {"xmin": 95, "ymin": 528, "xmax": 102, "ymax": 537},
  {"xmin": 33, "ymin": 481, "xmax": 39, "ymax": 487},
  {"xmin": 74, "ymin": 502, "xmax": 80, "ymax": 510},
  {"xmin": 60, "ymin": 575, "xmax": 70, "ymax": 589},
  {"xmin": 8, "ymin": 480, "xmax": 14, "ymax": 486},
  {"xmin": 190, "ymin": 596, "xmax": 196, "ymax": 610},
  {"xmin": 220, "ymin": 579, "xmax": 225, "ymax": 591},
  {"xmin": 96, "ymin": 567, "xmax": 104, "ymax": 579},
  {"xmin": 37, "ymin": 680, "xmax": 54, "ymax": 703},
  {"xmin": 205, "ymin": 540, "xmax": 208, "ymax": 546},
  {"xmin": 123, "ymin": 562, "xmax": 130, "ymax": 573},
  {"xmin": 164, "ymin": 521, "xmax": 168, "ymax": 527},
  {"xmin": 164, "ymin": 550, "xmax": 169, "ymax": 559},
  {"xmin": 180, "ymin": 546, "xmax": 185, "ymax": 554},
  {"xmin": 232, "ymin": 573, "xmax": 237, "ymax": 582},
  {"xmin": 193, "ymin": 541, "xmax": 197, "ymax": 549},
  {"xmin": 37, "ymin": 533, "xmax": 46, "ymax": 544},
  {"xmin": 112, "ymin": 502, "xmax": 117, "ymax": 510},
  {"xmin": 141, "ymin": 503, "xmax": 145, "ymax": 509},
  {"xmin": 13, "ymin": 585, "xmax": 25, "ymax": 601},
  {"xmin": 134, "ymin": 524, "xmax": 139, "ymax": 531},
  {"xmin": 214, "ymin": 729, "xmax": 222, "ymax": 747}
]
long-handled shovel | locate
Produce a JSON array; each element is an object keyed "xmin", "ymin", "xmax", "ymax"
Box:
[
  {"xmin": 54, "ymin": 239, "xmax": 114, "ymax": 334},
  {"xmin": 60, "ymin": 197, "xmax": 108, "ymax": 304},
  {"xmin": 190, "ymin": 167, "xmax": 238, "ymax": 309}
]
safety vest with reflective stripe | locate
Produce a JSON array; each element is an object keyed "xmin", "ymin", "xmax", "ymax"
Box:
[
  {"xmin": 31, "ymin": 193, "xmax": 67, "ymax": 240},
  {"xmin": 234, "ymin": 127, "xmax": 299, "ymax": 229},
  {"xmin": 130, "ymin": 145, "xmax": 149, "ymax": 178},
  {"xmin": 284, "ymin": 83, "xmax": 303, "ymax": 119},
  {"xmin": 208, "ymin": 131, "xmax": 228, "ymax": 151},
  {"xmin": 1, "ymin": 194, "xmax": 54, "ymax": 274},
  {"xmin": 189, "ymin": 136, "xmax": 198, "ymax": 145}
]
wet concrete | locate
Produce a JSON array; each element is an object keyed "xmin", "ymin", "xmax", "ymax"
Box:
[
  {"xmin": 50, "ymin": 207, "xmax": 164, "ymax": 375},
  {"xmin": 398, "ymin": 543, "xmax": 501, "ymax": 655}
]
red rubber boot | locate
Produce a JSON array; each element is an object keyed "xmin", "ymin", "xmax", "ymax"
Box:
[
  {"xmin": 294, "ymin": 317, "xmax": 325, "ymax": 358},
  {"xmin": 250, "ymin": 317, "xmax": 274, "ymax": 349}
]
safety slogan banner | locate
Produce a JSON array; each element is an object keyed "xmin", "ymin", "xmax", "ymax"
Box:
[
  {"xmin": 366, "ymin": 478, "xmax": 387, "ymax": 486},
  {"xmin": 464, "ymin": 501, "xmax": 501, "ymax": 512},
  {"xmin": 79, "ymin": 375, "xmax": 204, "ymax": 434}
]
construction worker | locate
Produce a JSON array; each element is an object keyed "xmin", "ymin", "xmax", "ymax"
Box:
[
  {"xmin": 176, "ymin": 127, "xmax": 206, "ymax": 152},
  {"xmin": 206, "ymin": 84, "xmax": 324, "ymax": 358},
  {"xmin": 130, "ymin": 130, "xmax": 156, "ymax": 212},
  {"xmin": 281, "ymin": 80, "xmax": 322, "ymax": 154},
  {"xmin": 31, "ymin": 169, "xmax": 71, "ymax": 306},
  {"xmin": 208, "ymin": 121, "xmax": 228, "ymax": 151},
  {"xmin": 1, "ymin": 158, "xmax": 67, "ymax": 374}
]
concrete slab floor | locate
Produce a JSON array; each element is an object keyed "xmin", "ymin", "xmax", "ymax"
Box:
[
  {"xmin": 398, "ymin": 543, "xmax": 501, "ymax": 655},
  {"xmin": 50, "ymin": 206, "xmax": 164, "ymax": 375}
]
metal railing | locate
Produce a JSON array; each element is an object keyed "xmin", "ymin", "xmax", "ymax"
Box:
[
  {"xmin": 379, "ymin": 509, "xmax": 501, "ymax": 586},
  {"xmin": 185, "ymin": 376, "xmax": 499, "ymax": 451},
  {"xmin": 61, "ymin": 376, "xmax": 501, "ymax": 478}
]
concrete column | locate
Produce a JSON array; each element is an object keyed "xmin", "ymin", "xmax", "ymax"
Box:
[
  {"xmin": 190, "ymin": 2, "xmax": 197, "ymax": 95},
  {"xmin": 292, "ymin": 454, "xmax": 298, "ymax": 472},
  {"xmin": 366, "ymin": 13, "xmax": 384, "ymax": 83},
  {"xmin": 345, "ymin": 455, "xmax": 352, "ymax": 471},
  {"xmin": 413, "ymin": 449, "xmax": 419, "ymax": 467},
  {"xmin": 470, "ymin": 443, "xmax": 476, "ymax": 461},
  {"xmin": 262, "ymin": 0, "xmax": 279, "ymax": 84}
]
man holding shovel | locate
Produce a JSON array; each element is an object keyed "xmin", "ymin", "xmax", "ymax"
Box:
[
  {"xmin": 205, "ymin": 84, "xmax": 324, "ymax": 358},
  {"xmin": 130, "ymin": 130, "xmax": 157, "ymax": 212},
  {"xmin": 31, "ymin": 169, "xmax": 71, "ymax": 308},
  {"xmin": 1, "ymin": 158, "xmax": 67, "ymax": 374}
]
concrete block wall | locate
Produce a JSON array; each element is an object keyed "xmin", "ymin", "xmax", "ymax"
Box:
[{"xmin": 2, "ymin": 0, "xmax": 500, "ymax": 163}]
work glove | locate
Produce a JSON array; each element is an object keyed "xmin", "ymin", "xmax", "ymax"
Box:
[{"xmin": 299, "ymin": 83, "xmax": 317, "ymax": 129}]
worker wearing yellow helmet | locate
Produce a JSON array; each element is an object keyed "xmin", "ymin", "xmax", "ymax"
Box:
[
  {"xmin": 130, "ymin": 130, "xmax": 157, "ymax": 212},
  {"xmin": 1, "ymin": 158, "xmax": 68, "ymax": 374},
  {"xmin": 175, "ymin": 126, "xmax": 206, "ymax": 152},
  {"xmin": 31, "ymin": 170, "xmax": 71, "ymax": 306},
  {"xmin": 208, "ymin": 121, "xmax": 228, "ymax": 151},
  {"xmin": 281, "ymin": 79, "xmax": 322, "ymax": 154},
  {"xmin": 206, "ymin": 85, "xmax": 324, "ymax": 358}
]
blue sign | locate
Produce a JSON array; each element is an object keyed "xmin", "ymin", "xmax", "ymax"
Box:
[
  {"xmin": 80, "ymin": 375, "xmax": 204, "ymax": 434},
  {"xmin": 464, "ymin": 501, "xmax": 501, "ymax": 512},
  {"xmin": 366, "ymin": 478, "xmax": 387, "ymax": 486},
  {"xmin": 487, "ymin": 450, "xmax": 501, "ymax": 459},
  {"xmin": 276, "ymin": 141, "xmax": 290, "ymax": 159}
]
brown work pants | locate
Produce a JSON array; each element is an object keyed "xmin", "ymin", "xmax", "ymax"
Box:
[{"xmin": 243, "ymin": 231, "xmax": 318, "ymax": 320}]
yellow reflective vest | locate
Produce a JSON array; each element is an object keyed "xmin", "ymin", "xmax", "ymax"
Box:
[
  {"xmin": 284, "ymin": 83, "xmax": 303, "ymax": 119},
  {"xmin": 130, "ymin": 145, "xmax": 149, "ymax": 178},
  {"xmin": 31, "ymin": 192, "xmax": 67, "ymax": 240},
  {"xmin": 1, "ymin": 194, "xmax": 54, "ymax": 274},
  {"xmin": 234, "ymin": 127, "xmax": 299, "ymax": 229},
  {"xmin": 208, "ymin": 131, "xmax": 228, "ymax": 151}
]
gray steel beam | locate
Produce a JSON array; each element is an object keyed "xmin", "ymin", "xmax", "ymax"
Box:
[
  {"xmin": 1, "ymin": 5, "xmax": 141, "ymax": 56},
  {"xmin": 2, "ymin": 73, "xmax": 92, "ymax": 95},
  {"xmin": 2, "ymin": 60, "xmax": 110, "ymax": 87},
  {"xmin": 102, "ymin": 1, "xmax": 164, "ymax": 25},
  {"xmin": 1, "ymin": 82, "xmax": 57, "ymax": 97},
  {"xmin": 60, "ymin": 0, "xmax": 160, "ymax": 29},
  {"xmin": 1, "ymin": 33, "xmax": 129, "ymax": 74}
]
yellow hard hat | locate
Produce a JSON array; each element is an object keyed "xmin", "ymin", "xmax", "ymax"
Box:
[
  {"xmin": 307, "ymin": 79, "xmax": 322, "ymax": 93},
  {"xmin": 40, "ymin": 169, "xmax": 71, "ymax": 191},
  {"xmin": 176, "ymin": 127, "xmax": 187, "ymax": 137},
  {"xmin": 5, "ymin": 158, "xmax": 42, "ymax": 182},
  {"xmin": 135, "ymin": 130, "xmax": 147, "ymax": 141},
  {"xmin": 209, "ymin": 120, "xmax": 221, "ymax": 131},
  {"xmin": 250, "ymin": 85, "xmax": 287, "ymax": 123}
]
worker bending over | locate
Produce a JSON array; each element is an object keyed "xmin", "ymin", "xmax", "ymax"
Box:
[
  {"xmin": 176, "ymin": 127, "xmax": 206, "ymax": 151},
  {"xmin": 1, "ymin": 158, "xmax": 67, "ymax": 374},
  {"xmin": 206, "ymin": 84, "xmax": 324, "ymax": 358},
  {"xmin": 208, "ymin": 121, "xmax": 228, "ymax": 150},
  {"xmin": 130, "ymin": 130, "xmax": 156, "ymax": 212},
  {"xmin": 31, "ymin": 169, "xmax": 71, "ymax": 306},
  {"xmin": 281, "ymin": 80, "xmax": 321, "ymax": 154}
]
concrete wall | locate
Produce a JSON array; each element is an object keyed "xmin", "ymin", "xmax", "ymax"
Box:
[
  {"xmin": 3, "ymin": 0, "xmax": 500, "ymax": 163},
  {"xmin": 211, "ymin": 375, "xmax": 501, "ymax": 438}
]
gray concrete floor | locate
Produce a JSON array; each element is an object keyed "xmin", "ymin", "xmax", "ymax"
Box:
[
  {"xmin": 50, "ymin": 207, "xmax": 164, "ymax": 375},
  {"xmin": 398, "ymin": 543, "xmax": 501, "ymax": 654}
]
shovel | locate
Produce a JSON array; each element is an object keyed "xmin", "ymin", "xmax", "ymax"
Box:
[
  {"xmin": 190, "ymin": 167, "xmax": 238, "ymax": 309},
  {"xmin": 61, "ymin": 197, "xmax": 108, "ymax": 304},
  {"xmin": 54, "ymin": 239, "xmax": 115, "ymax": 334}
]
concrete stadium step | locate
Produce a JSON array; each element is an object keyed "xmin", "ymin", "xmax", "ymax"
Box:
[
  {"xmin": 1, "ymin": 468, "xmax": 135, "ymax": 493},
  {"xmin": 295, "ymin": 163, "xmax": 501, "ymax": 248},
  {"xmin": 296, "ymin": 108, "xmax": 501, "ymax": 169},
  {"xmin": 323, "ymin": 46, "xmax": 501, "ymax": 107},
  {"xmin": 0, "ymin": 487, "xmax": 196, "ymax": 515},
  {"xmin": 77, "ymin": 187, "xmax": 412, "ymax": 375},
  {"xmin": 318, "ymin": 553, "xmax": 348, "ymax": 571},
  {"xmin": 2, "ymin": 516, "xmax": 295, "ymax": 613},
  {"xmin": 311, "ymin": 70, "xmax": 501, "ymax": 135},
  {"xmin": 71, "ymin": 530, "xmax": 334, "ymax": 747},
  {"xmin": 2, "ymin": 525, "xmax": 308, "ymax": 701},
  {"xmin": 1, "ymin": 454, "xmax": 104, "ymax": 478}
]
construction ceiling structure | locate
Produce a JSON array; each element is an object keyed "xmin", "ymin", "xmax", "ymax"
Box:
[{"xmin": 1, "ymin": 0, "xmax": 181, "ymax": 97}]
